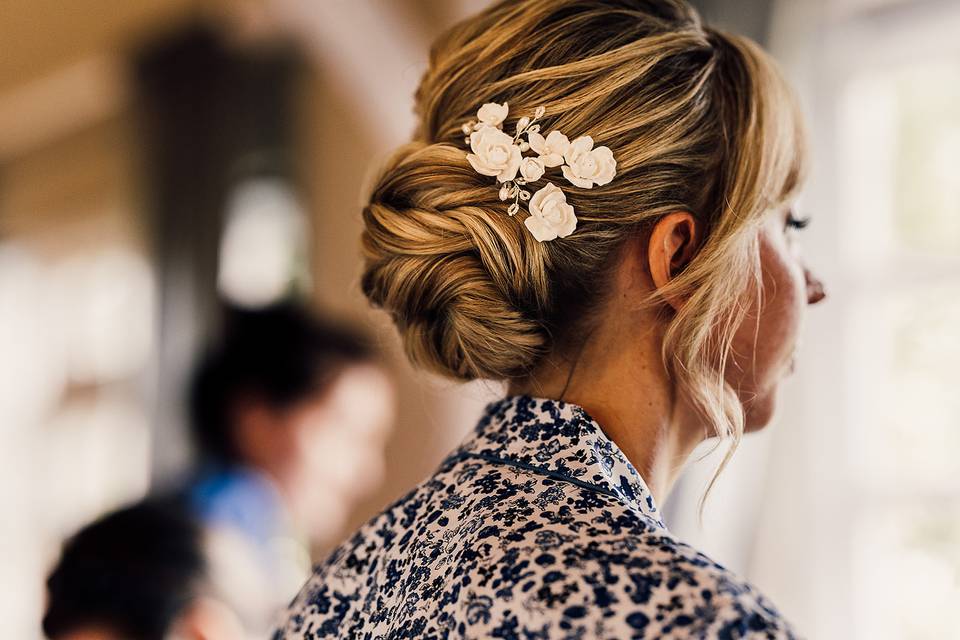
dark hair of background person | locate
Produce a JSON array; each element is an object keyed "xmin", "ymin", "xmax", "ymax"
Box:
[
  {"xmin": 42, "ymin": 497, "xmax": 205, "ymax": 640},
  {"xmin": 188, "ymin": 302, "xmax": 378, "ymax": 464}
]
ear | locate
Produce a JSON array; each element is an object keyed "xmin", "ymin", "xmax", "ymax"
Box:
[{"xmin": 646, "ymin": 211, "xmax": 701, "ymax": 311}]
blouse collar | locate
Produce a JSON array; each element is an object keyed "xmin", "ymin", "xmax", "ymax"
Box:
[{"xmin": 447, "ymin": 393, "xmax": 667, "ymax": 530}]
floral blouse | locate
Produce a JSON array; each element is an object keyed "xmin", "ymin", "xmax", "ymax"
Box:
[{"xmin": 274, "ymin": 394, "xmax": 801, "ymax": 639}]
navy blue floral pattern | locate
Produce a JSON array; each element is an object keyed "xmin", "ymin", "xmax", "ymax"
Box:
[{"xmin": 274, "ymin": 394, "xmax": 801, "ymax": 639}]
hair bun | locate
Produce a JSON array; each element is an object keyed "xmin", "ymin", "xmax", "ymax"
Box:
[{"xmin": 360, "ymin": 141, "xmax": 551, "ymax": 381}]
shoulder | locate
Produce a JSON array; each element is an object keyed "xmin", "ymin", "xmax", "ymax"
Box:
[
  {"xmin": 276, "ymin": 459, "xmax": 801, "ymax": 639},
  {"xmin": 451, "ymin": 492, "xmax": 801, "ymax": 638}
]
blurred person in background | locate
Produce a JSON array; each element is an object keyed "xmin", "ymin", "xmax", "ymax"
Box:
[
  {"xmin": 181, "ymin": 301, "xmax": 396, "ymax": 634},
  {"xmin": 42, "ymin": 497, "xmax": 246, "ymax": 640}
]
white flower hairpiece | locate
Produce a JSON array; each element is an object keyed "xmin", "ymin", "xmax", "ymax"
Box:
[{"xmin": 460, "ymin": 102, "xmax": 617, "ymax": 242}]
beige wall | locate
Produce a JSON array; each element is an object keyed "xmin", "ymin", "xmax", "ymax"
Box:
[
  {"xmin": 0, "ymin": 0, "xmax": 197, "ymax": 95},
  {"xmin": 0, "ymin": 114, "xmax": 144, "ymax": 251}
]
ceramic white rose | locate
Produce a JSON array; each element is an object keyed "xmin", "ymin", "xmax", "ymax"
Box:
[
  {"xmin": 525, "ymin": 182, "xmax": 577, "ymax": 241},
  {"xmin": 562, "ymin": 135, "xmax": 617, "ymax": 188},
  {"xmin": 476, "ymin": 101, "xmax": 509, "ymax": 127},
  {"xmin": 460, "ymin": 102, "xmax": 617, "ymax": 242},
  {"xmin": 519, "ymin": 156, "xmax": 545, "ymax": 182},
  {"xmin": 466, "ymin": 125, "xmax": 522, "ymax": 182}
]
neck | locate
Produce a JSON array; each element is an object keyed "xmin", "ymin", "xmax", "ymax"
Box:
[{"xmin": 506, "ymin": 324, "xmax": 705, "ymax": 507}]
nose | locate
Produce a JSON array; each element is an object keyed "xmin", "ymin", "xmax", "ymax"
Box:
[{"xmin": 805, "ymin": 266, "xmax": 826, "ymax": 305}]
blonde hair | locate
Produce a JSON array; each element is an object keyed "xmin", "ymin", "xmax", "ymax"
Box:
[{"xmin": 360, "ymin": 0, "xmax": 807, "ymax": 516}]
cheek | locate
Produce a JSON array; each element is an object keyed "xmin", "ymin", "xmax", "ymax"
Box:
[
  {"xmin": 728, "ymin": 234, "xmax": 806, "ymax": 388},
  {"xmin": 760, "ymin": 255, "xmax": 805, "ymax": 358}
]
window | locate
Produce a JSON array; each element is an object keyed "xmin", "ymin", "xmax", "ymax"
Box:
[{"xmin": 829, "ymin": 4, "xmax": 960, "ymax": 638}]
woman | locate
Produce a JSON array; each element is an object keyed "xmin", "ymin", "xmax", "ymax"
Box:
[{"xmin": 275, "ymin": 0, "xmax": 826, "ymax": 637}]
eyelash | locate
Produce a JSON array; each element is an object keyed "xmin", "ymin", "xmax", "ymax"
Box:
[{"xmin": 786, "ymin": 212, "xmax": 811, "ymax": 231}]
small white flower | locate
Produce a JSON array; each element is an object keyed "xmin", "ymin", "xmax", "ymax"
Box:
[
  {"xmin": 477, "ymin": 102, "xmax": 508, "ymax": 127},
  {"xmin": 524, "ymin": 182, "xmax": 577, "ymax": 242},
  {"xmin": 466, "ymin": 125, "xmax": 522, "ymax": 183},
  {"xmin": 519, "ymin": 156, "xmax": 545, "ymax": 182},
  {"xmin": 561, "ymin": 135, "xmax": 617, "ymax": 189},
  {"xmin": 527, "ymin": 130, "xmax": 570, "ymax": 168}
]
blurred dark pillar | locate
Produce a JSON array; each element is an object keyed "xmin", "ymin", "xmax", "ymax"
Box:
[
  {"xmin": 689, "ymin": 0, "xmax": 773, "ymax": 45},
  {"xmin": 134, "ymin": 28, "xmax": 302, "ymax": 482}
]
